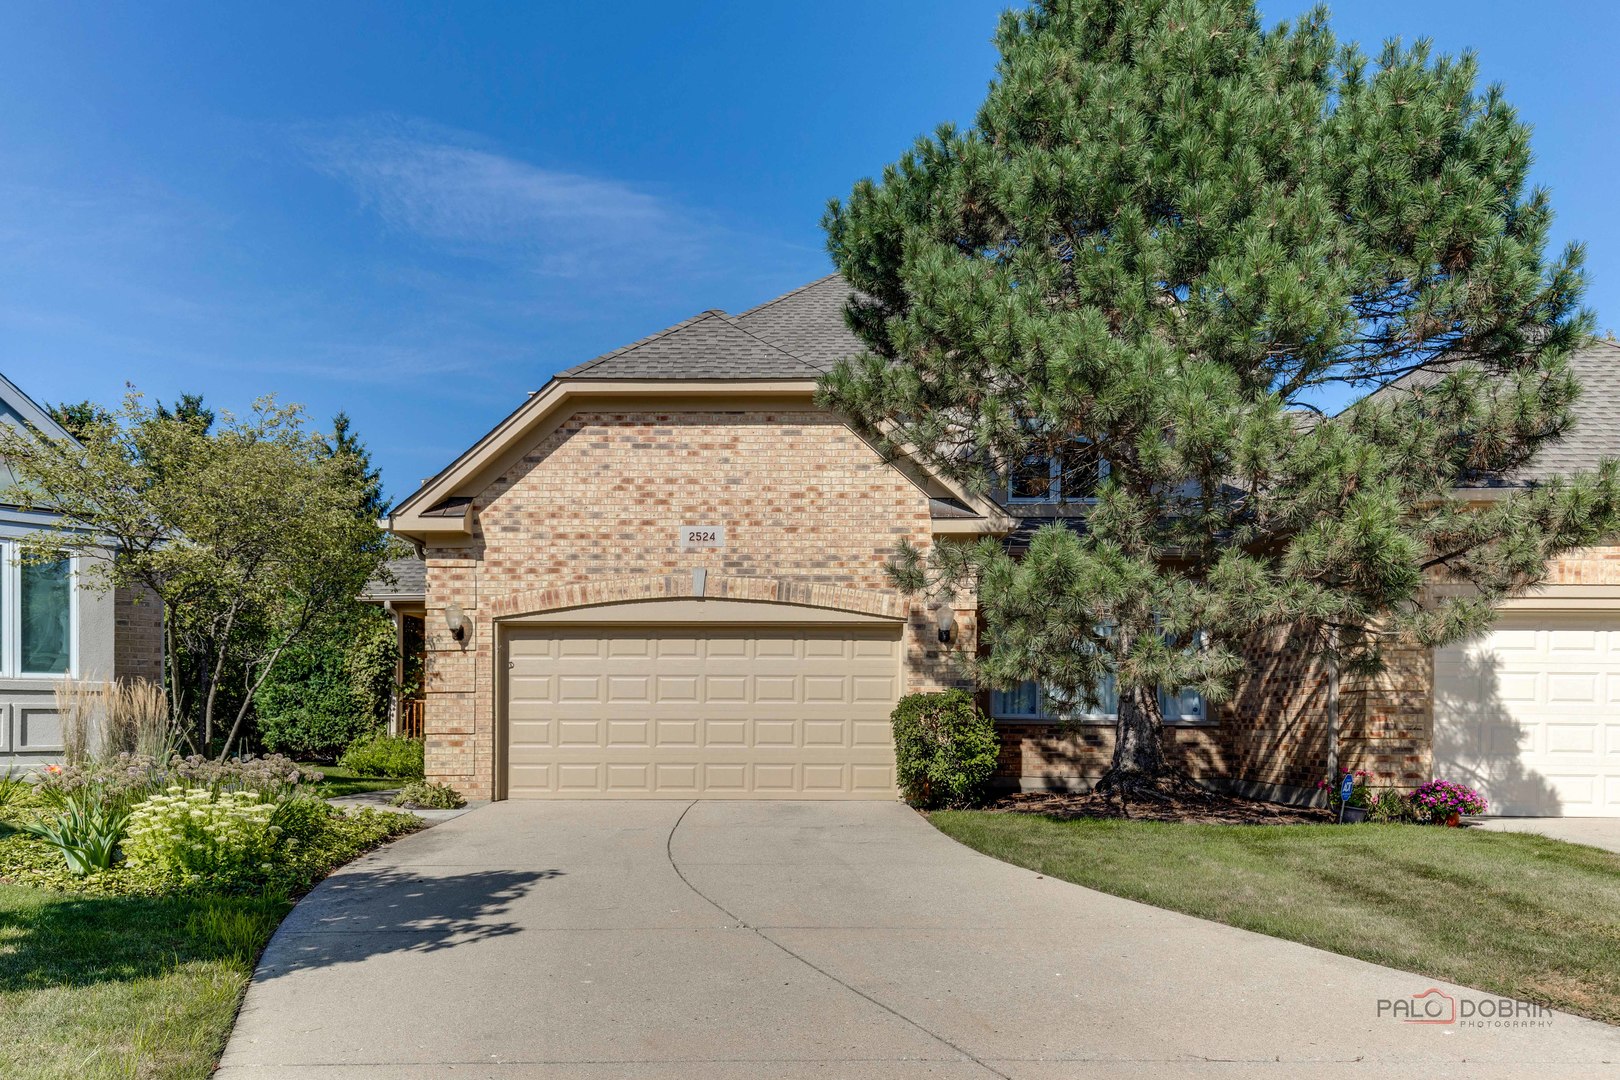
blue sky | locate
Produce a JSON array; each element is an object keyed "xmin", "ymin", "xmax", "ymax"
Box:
[{"xmin": 1, "ymin": 1, "xmax": 1615, "ymax": 501}]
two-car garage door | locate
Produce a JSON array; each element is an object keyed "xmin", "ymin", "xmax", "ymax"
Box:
[
  {"xmin": 503, "ymin": 624, "xmax": 901, "ymax": 798},
  {"xmin": 1434, "ymin": 613, "xmax": 1620, "ymax": 817}
]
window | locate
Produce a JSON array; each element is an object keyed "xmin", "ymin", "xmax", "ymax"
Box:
[
  {"xmin": 1005, "ymin": 438, "xmax": 1106, "ymax": 503},
  {"xmin": 1, "ymin": 541, "xmax": 75, "ymax": 676},
  {"xmin": 991, "ymin": 679, "xmax": 1207, "ymax": 724}
]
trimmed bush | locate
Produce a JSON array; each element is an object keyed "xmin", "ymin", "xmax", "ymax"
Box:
[
  {"xmin": 891, "ymin": 690, "xmax": 1000, "ymax": 809},
  {"xmin": 339, "ymin": 731, "xmax": 425, "ymax": 779},
  {"xmin": 392, "ymin": 780, "xmax": 466, "ymax": 810}
]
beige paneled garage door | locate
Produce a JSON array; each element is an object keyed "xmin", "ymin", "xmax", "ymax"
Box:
[
  {"xmin": 504, "ymin": 625, "xmax": 901, "ymax": 798},
  {"xmin": 1434, "ymin": 613, "xmax": 1620, "ymax": 817}
]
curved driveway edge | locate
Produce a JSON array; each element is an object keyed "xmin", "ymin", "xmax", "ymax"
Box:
[{"xmin": 217, "ymin": 800, "xmax": 1620, "ymax": 1078}]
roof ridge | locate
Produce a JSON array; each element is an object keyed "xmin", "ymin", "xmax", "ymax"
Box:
[
  {"xmin": 561, "ymin": 309, "xmax": 728, "ymax": 376},
  {"xmin": 734, "ymin": 271, "xmax": 844, "ymax": 320}
]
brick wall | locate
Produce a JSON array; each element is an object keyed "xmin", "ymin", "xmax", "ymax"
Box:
[
  {"xmin": 1544, "ymin": 544, "xmax": 1620, "ymax": 584},
  {"xmin": 1338, "ymin": 634, "xmax": 1432, "ymax": 789},
  {"xmin": 991, "ymin": 623, "xmax": 1334, "ymax": 801},
  {"xmin": 421, "ymin": 407, "xmax": 955, "ymax": 798},
  {"xmin": 421, "ymin": 404, "xmax": 1620, "ymax": 805},
  {"xmin": 113, "ymin": 586, "xmax": 164, "ymax": 682}
]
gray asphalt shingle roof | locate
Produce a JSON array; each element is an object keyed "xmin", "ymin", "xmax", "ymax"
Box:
[
  {"xmin": 558, "ymin": 308, "xmax": 832, "ymax": 380},
  {"xmin": 358, "ymin": 556, "xmax": 426, "ymax": 602},
  {"xmin": 734, "ymin": 274, "xmax": 868, "ymax": 370},
  {"xmin": 1519, "ymin": 340, "xmax": 1620, "ymax": 482},
  {"xmin": 1368, "ymin": 339, "xmax": 1620, "ymax": 484}
]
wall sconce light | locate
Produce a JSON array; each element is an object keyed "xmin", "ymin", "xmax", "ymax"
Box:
[
  {"xmin": 444, "ymin": 602, "xmax": 472, "ymax": 645},
  {"xmin": 935, "ymin": 604, "xmax": 956, "ymax": 644}
]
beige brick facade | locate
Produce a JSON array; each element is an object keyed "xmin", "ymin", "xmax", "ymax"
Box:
[
  {"xmin": 416, "ymin": 392, "xmax": 1620, "ymax": 804},
  {"xmin": 421, "ymin": 408, "xmax": 967, "ymax": 799}
]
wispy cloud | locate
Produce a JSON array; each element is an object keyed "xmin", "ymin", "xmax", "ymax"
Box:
[{"xmin": 294, "ymin": 117, "xmax": 756, "ymax": 281}]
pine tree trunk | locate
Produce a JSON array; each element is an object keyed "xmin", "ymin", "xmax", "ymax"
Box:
[{"xmin": 1101, "ymin": 683, "xmax": 1167, "ymax": 791}]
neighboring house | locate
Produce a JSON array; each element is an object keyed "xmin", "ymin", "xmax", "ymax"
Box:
[
  {"xmin": 357, "ymin": 555, "xmax": 427, "ymax": 738},
  {"xmin": 0, "ymin": 373, "xmax": 164, "ymax": 767},
  {"xmin": 382, "ymin": 277, "xmax": 1620, "ymax": 816}
]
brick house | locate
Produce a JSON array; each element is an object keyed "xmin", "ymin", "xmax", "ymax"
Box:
[{"xmin": 382, "ymin": 276, "xmax": 1620, "ymax": 816}]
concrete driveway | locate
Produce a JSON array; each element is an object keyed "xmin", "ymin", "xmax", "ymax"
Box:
[
  {"xmin": 1470, "ymin": 816, "xmax": 1620, "ymax": 855},
  {"xmin": 218, "ymin": 801, "xmax": 1620, "ymax": 1079}
]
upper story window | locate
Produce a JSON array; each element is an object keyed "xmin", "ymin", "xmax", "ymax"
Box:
[
  {"xmin": 1006, "ymin": 438, "xmax": 1107, "ymax": 504},
  {"xmin": 1, "ymin": 540, "xmax": 75, "ymax": 677}
]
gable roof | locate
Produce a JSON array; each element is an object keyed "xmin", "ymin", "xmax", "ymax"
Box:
[
  {"xmin": 387, "ymin": 273, "xmax": 1009, "ymax": 535},
  {"xmin": 0, "ymin": 371, "xmax": 77, "ymax": 511},
  {"xmin": 0, "ymin": 371, "xmax": 75, "ymax": 446},
  {"xmin": 558, "ymin": 309, "xmax": 826, "ymax": 380}
]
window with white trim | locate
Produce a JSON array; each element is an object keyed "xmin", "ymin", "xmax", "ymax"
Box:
[
  {"xmin": 991, "ymin": 678, "xmax": 1208, "ymax": 724},
  {"xmin": 1, "ymin": 540, "xmax": 75, "ymax": 677},
  {"xmin": 1006, "ymin": 438, "xmax": 1107, "ymax": 504}
]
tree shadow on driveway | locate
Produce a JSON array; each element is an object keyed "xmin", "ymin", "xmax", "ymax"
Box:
[{"xmin": 251, "ymin": 865, "xmax": 564, "ymax": 981}]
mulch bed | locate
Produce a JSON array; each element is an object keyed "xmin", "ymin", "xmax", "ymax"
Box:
[{"xmin": 984, "ymin": 787, "xmax": 1337, "ymax": 825}]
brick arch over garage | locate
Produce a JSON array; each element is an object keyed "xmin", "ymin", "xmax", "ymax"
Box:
[{"xmin": 485, "ymin": 573, "xmax": 908, "ymax": 622}]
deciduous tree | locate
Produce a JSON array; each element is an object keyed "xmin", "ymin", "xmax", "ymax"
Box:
[{"xmin": 1, "ymin": 394, "xmax": 388, "ymax": 759}]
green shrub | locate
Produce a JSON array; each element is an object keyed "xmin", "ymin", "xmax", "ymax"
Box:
[
  {"xmin": 255, "ymin": 607, "xmax": 397, "ymax": 759},
  {"xmin": 339, "ymin": 731, "xmax": 425, "ymax": 779},
  {"xmin": 392, "ymin": 780, "xmax": 465, "ymax": 810},
  {"xmin": 1369, "ymin": 787, "xmax": 1417, "ymax": 824},
  {"xmin": 0, "ymin": 795, "xmax": 420, "ymax": 898},
  {"xmin": 263, "ymin": 805, "xmax": 420, "ymax": 895},
  {"xmin": 891, "ymin": 690, "xmax": 1000, "ymax": 809},
  {"xmin": 123, "ymin": 787, "xmax": 277, "ymax": 884}
]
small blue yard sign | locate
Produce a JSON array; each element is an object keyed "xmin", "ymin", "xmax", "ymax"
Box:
[{"xmin": 1340, "ymin": 773, "xmax": 1356, "ymax": 802}]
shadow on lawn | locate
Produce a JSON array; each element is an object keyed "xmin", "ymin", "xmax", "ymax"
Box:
[
  {"xmin": 0, "ymin": 865, "xmax": 560, "ymax": 993},
  {"xmin": 253, "ymin": 865, "xmax": 562, "ymax": 981},
  {"xmin": 0, "ymin": 888, "xmax": 288, "ymax": 993}
]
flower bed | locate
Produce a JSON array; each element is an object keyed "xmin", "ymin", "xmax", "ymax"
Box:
[{"xmin": 0, "ymin": 753, "xmax": 420, "ymax": 898}]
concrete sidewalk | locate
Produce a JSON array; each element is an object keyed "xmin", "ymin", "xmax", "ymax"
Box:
[{"xmin": 217, "ymin": 801, "xmax": 1620, "ymax": 1078}]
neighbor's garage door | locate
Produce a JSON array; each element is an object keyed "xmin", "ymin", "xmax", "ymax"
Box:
[
  {"xmin": 1434, "ymin": 613, "xmax": 1620, "ymax": 816},
  {"xmin": 504, "ymin": 625, "xmax": 901, "ymax": 798}
]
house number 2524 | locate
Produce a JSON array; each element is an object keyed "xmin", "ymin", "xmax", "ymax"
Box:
[{"xmin": 679, "ymin": 526, "xmax": 725, "ymax": 550}]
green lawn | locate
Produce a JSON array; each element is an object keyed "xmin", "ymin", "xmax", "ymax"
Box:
[
  {"xmin": 0, "ymin": 791, "xmax": 420, "ymax": 1079},
  {"xmin": 931, "ymin": 812, "xmax": 1620, "ymax": 1024},
  {"xmin": 0, "ymin": 885, "xmax": 287, "ymax": 1080},
  {"xmin": 304, "ymin": 763, "xmax": 402, "ymax": 798}
]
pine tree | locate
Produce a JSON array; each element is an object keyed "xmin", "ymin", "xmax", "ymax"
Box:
[{"xmin": 819, "ymin": 0, "xmax": 1620, "ymax": 794}]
